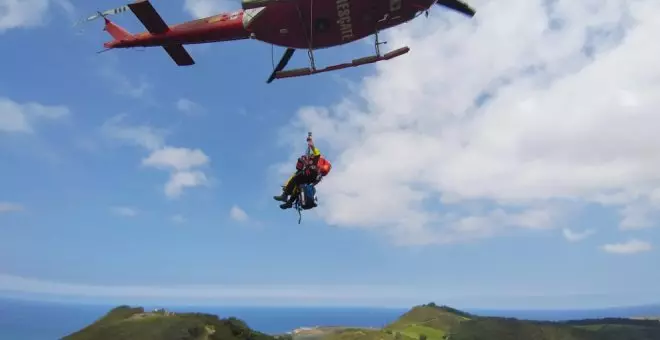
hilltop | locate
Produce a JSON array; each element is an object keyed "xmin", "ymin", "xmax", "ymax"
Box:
[
  {"xmin": 316, "ymin": 302, "xmax": 660, "ymax": 340},
  {"xmin": 383, "ymin": 303, "xmax": 472, "ymax": 339},
  {"xmin": 62, "ymin": 305, "xmax": 291, "ymax": 340},
  {"xmin": 62, "ymin": 303, "xmax": 660, "ymax": 340}
]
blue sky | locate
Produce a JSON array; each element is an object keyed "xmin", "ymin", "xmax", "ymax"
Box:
[{"xmin": 1, "ymin": 0, "xmax": 659, "ymax": 310}]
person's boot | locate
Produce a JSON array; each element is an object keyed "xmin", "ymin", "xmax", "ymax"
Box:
[
  {"xmin": 273, "ymin": 193, "xmax": 288, "ymax": 202},
  {"xmin": 279, "ymin": 201, "xmax": 293, "ymax": 209}
]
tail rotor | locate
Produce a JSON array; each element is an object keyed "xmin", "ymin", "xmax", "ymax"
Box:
[{"xmin": 73, "ymin": 5, "xmax": 130, "ymax": 33}]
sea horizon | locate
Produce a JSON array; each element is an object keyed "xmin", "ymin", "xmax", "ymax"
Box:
[{"xmin": 1, "ymin": 297, "xmax": 659, "ymax": 340}]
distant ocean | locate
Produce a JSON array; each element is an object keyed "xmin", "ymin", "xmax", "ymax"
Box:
[{"xmin": 1, "ymin": 298, "xmax": 659, "ymax": 340}]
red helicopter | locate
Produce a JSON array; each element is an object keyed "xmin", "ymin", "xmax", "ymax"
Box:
[{"xmin": 83, "ymin": 0, "xmax": 475, "ymax": 83}]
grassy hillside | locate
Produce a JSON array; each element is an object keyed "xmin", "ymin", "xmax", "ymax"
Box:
[
  {"xmin": 383, "ymin": 303, "xmax": 471, "ymax": 340},
  {"xmin": 62, "ymin": 305, "xmax": 290, "ymax": 340},
  {"xmin": 323, "ymin": 328, "xmax": 398, "ymax": 340},
  {"xmin": 447, "ymin": 317, "xmax": 594, "ymax": 340},
  {"xmin": 447, "ymin": 316, "xmax": 660, "ymax": 340},
  {"xmin": 324, "ymin": 302, "xmax": 660, "ymax": 340},
  {"xmin": 560, "ymin": 318, "xmax": 660, "ymax": 340},
  {"xmin": 62, "ymin": 303, "xmax": 660, "ymax": 340}
]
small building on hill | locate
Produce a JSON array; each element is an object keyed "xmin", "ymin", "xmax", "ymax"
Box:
[{"xmin": 152, "ymin": 308, "xmax": 174, "ymax": 316}]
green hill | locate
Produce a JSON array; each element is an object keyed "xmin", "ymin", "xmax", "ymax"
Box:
[
  {"xmin": 62, "ymin": 303, "xmax": 660, "ymax": 340},
  {"xmin": 62, "ymin": 305, "xmax": 291, "ymax": 340},
  {"xmin": 328, "ymin": 302, "xmax": 660, "ymax": 340},
  {"xmin": 446, "ymin": 316, "xmax": 660, "ymax": 340},
  {"xmin": 446, "ymin": 317, "xmax": 594, "ymax": 340},
  {"xmin": 383, "ymin": 303, "xmax": 471, "ymax": 340}
]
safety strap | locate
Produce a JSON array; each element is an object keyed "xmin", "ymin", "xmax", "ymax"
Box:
[
  {"xmin": 295, "ymin": 132, "xmax": 312, "ymax": 224},
  {"xmin": 306, "ymin": 132, "xmax": 314, "ymax": 157},
  {"xmin": 294, "ymin": 196, "xmax": 303, "ymax": 224}
]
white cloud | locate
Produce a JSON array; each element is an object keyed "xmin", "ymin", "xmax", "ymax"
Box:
[
  {"xmin": 601, "ymin": 239, "xmax": 652, "ymax": 254},
  {"xmin": 101, "ymin": 114, "xmax": 166, "ymax": 151},
  {"xmin": 229, "ymin": 205, "xmax": 248, "ymax": 222},
  {"xmin": 142, "ymin": 147, "xmax": 209, "ymax": 171},
  {"xmin": 618, "ymin": 201, "xmax": 660, "ymax": 230},
  {"xmin": 98, "ymin": 64, "xmax": 151, "ymax": 99},
  {"xmin": 0, "ymin": 273, "xmax": 429, "ymax": 307},
  {"xmin": 176, "ymin": 98, "xmax": 205, "ymax": 115},
  {"xmin": 562, "ymin": 228, "xmax": 595, "ymax": 242},
  {"xmin": 111, "ymin": 206, "xmax": 138, "ymax": 217},
  {"xmin": 163, "ymin": 170, "xmax": 209, "ymax": 198},
  {"xmin": 0, "ymin": 0, "xmax": 48, "ymax": 32},
  {"xmin": 0, "ymin": 0, "xmax": 75, "ymax": 32},
  {"xmin": 102, "ymin": 115, "xmax": 212, "ymax": 198},
  {"xmin": 0, "ymin": 202, "xmax": 24, "ymax": 213},
  {"xmin": 183, "ymin": 0, "xmax": 231, "ymax": 19},
  {"xmin": 277, "ymin": 0, "xmax": 660, "ymax": 245},
  {"xmin": 141, "ymin": 147, "xmax": 211, "ymax": 198},
  {"xmin": 0, "ymin": 97, "xmax": 69, "ymax": 133},
  {"xmin": 0, "ymin": 273, "xmax": 655, "ymax": 309},
  {"xmin": 53, "ymin": 0, "xmax": 73, "ymax": 16}
]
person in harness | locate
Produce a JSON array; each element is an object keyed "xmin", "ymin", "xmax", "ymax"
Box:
[{"xmin": 273, "ymin": 132, "xmax": 332, "ymax": 210}]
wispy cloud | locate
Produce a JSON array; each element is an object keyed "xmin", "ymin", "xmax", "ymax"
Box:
[
  {"xmin": 0, "ymin": 0, "xmax": 73, "ymax": 33},
  {"xmin": 229, "ymin": 205, "xmax": 248, "ymax": 222},
  {"xmin": 100, "ymin": 71, "xmax": 151, "ymax": 99},
  {"xmin": 0, "ymin": 202, "xmax": 24, "ymax": 213},
  {"xmin": 618, "ymin": 202, "xmax": 659, "ymax": 230},
  {"xmin": 101, "ymin": 114, "xmax": 167, "ymax": 150},
  {"xmin": 171, "ymin": 214, "xmax": 186, "ymax": 224},
  {"xmin": 111, "ymin": 206, "xmax": 138, "ymax": 217},
  {"xmin": 601, "ymin": 239, "xmax": 652, "ymax": 254},
  {"xmin": 183, "ymin": 0, "xmax": 232, "ymax": 19},
  {"xmin": 562, "ymin": 228, "xmax": 595, "ymax": 242},
  {"xmin": 97, "ymin": 58, "xmax": 151, "ymax": 100},
  {"xmin": 0, "ymin": 273, "xmax": 655, "ymax": 309},
  {"xmin": 176, "ymin": 98, "xmax": 205, "ymax": 116},
  {"xmin": 53, "ymin": 0, "xmax": 74, "ymax": 17},
  {"xmin": 0, "ymin": 273, "xmax": 423, "ymax": 306},
  {"xmin": 0, "ymin": 97, "xmax": 70, "ymax": 133},
  {"xmin": 101, "ymin": 114, "xmax": 212, "ymax": 199}
]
